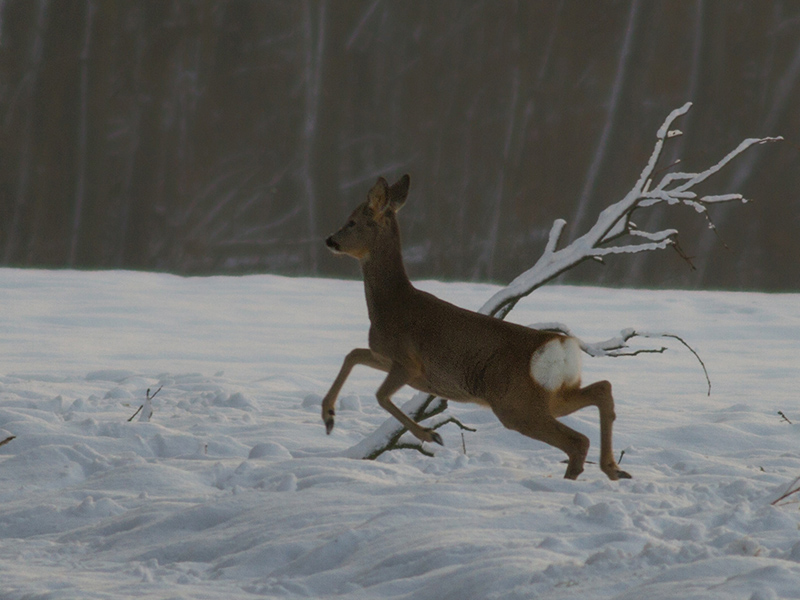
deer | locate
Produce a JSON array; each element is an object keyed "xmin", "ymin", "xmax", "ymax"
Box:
[{"xmin": 322, "ymin": 174, "xmax": 631, "ymax": 480}]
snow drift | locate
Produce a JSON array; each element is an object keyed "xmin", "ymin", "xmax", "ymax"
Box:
[{"xmin": 0, "ymin": 268, "xmax": 799, "ymax": 599}]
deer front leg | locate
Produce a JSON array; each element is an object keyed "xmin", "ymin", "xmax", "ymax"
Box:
[
  {"xmin": 376, "ymin": 362, "xmax": 444, "ymax": 446},
  {"xmin": 322, "ymin": 348, "xmax": 391, "ymax": 434}
]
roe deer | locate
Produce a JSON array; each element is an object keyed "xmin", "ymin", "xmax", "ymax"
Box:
[{"xmin": 322, "ymin": 175, "xmax": 630, "ymax": 480}]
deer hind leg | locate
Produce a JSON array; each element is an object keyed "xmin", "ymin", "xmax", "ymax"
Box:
[
  {"xmin": 491, "ymin": 393, "xmax": 590, "ymax": 480},
  {"xmin": 322, "ymin": 348, "xmax": 391, "ymax": 434},
  {"xmin": 374, "ymin": 362, "xmax": 443, "ymax": 446},
  {"xmin": 551, "ymin": 381, "xmax": 631, "ymax": 480}
]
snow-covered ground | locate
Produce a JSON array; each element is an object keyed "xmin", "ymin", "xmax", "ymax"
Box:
[{"xmin": 1, "ymin": 268, "xmax": 799, "ymax": 599}]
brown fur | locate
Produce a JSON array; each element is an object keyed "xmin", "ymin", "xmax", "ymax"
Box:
[{"xmin": 322, "ymin": 175, "xmax": 630, "ymax": 480}]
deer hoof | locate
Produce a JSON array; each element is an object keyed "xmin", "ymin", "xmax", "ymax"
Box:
[
  {"xmin": 604, "ymin": 466, "xmax": 632, "ymax": 480},
  {"xmin": 429, "ymin": 430, "xmax": 444, "ymax": 446},
  {"xmin": 325, "ymin": 411, "xmax": 335, "ymax": 435}
]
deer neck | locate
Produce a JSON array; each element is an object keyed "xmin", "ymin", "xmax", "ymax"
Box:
[{"xmin": 360, "ymin": 227, "xmax": 414, "ymax": 323}]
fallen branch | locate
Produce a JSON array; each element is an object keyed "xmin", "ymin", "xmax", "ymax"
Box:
[{"xmin": 0, "ymin": 435, "xmax": 16, "ymax": 448}]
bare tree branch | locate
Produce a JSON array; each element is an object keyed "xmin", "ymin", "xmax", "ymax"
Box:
[
  {"xmin": 3, "ymin": 0, "xmax": 48, "ymax": 263},
  {"xmin": 479, "ymin": 103, "xmax": 781, "ymax": 321},
  {"xmin": 68, "ymin": 0, "xmax": 96, "ymax": 266}
]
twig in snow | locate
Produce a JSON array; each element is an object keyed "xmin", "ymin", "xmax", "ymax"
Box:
[
  {"xmin": 771, "ymin": 476, "xmax": 800, "ymax": 507},
  {"xmin": 0, "ymin": 435, "xmax": 16, "ymax": 448},
  {"xmin": 778, "ymin": 411, "xmax": 793, "ymax": 424},
  {"xmin": 127, "ymin": 405, "xmax": 143, "ymax": 422},
  {"xmin": 128, "ymin": 386, "xmax": 162, "ymax": 422}
]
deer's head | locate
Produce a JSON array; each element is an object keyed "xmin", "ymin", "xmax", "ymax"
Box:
[{"xmin": 325, "ymin": 174, "xmax": 410, "ymax": 260}]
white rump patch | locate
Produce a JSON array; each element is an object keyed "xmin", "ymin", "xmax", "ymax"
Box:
[{"xmin": 530, "ymin": 337, "xmax": 582, "ymax": 392}]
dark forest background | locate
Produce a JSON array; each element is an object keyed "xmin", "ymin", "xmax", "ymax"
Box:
[{"xmin": 0, "ymin": 0, "xmax": 797, "ymax": 290}]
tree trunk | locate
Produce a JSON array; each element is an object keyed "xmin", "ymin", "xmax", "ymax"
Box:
[
  {"xmin": 68, "ymin": 0, "xmax": 95, "ymax": 266},
  {"xmin": 300, "ymin": 0, "xmax": 327, "ymax": 273},
  {"xmin": 694, "ymin": 36, "xmax": 800, "ymax": 285},
  {"xmin": 4, "ymin": 0, "xmax": 48, "ymax": 264},
  {"xmin": 567, "ymin": 0, "xmax": 641, "ymax": 243},
  {"xmin": 473, "ymin": 67, "xmax": 520, "ymax": 281},
  {"xmin": 115, "ymin": 8, "xmax": 146, "ymax": 267}
]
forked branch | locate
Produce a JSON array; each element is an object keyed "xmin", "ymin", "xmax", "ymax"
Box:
[{"xmin": 480, "ymin": 102, "xmax": 782, "ymax": 321}]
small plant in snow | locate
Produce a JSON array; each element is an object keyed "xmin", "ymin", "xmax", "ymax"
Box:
[{"xmin": 128, "ymin": 387, "xmax": 162, "ymax": 422}]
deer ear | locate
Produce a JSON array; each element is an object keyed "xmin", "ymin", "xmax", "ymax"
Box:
[
  {"xmin": 367, "ymin": 177, "xmax": 390, "ymax": 215},
  {"xmin": 389, "ymin": 174, "xmax": 410, "ymax": 212}
]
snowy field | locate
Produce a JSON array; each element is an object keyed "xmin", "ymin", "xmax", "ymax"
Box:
[{"xmin": 1, "ymin": 268, "xmax": 799, "ymax": 600}]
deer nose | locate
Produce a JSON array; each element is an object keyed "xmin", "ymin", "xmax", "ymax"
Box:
[{"xmin": 325, "ymin": 236, "xmax": 340, "ymax": 250}]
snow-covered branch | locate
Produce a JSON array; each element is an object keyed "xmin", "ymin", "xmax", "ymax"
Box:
[
  {"xmin": 347, "ymin": 104, "xmax": 777, "ymax": 460},
  {"xmin": 344, "ymin": 394, "xmax": 458, "ymax": 460},
  {"xmin": 530, "ymin": 323, "xmax": 711, "ymax": 396},
  {"xmin": 479, "ymin": 103, "xmax": 782, "ymax": 320}
]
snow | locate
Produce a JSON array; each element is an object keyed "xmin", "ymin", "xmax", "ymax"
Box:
[{"xmin": 1, "ymin": 267, "xmax": 799, "ymax": 599}]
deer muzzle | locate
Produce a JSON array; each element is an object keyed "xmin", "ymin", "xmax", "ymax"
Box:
[{"xmin": 325, "ymin": 235, "xmax": 340, "ymax": 252}]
